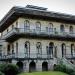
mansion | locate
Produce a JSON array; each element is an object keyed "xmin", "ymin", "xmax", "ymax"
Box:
[{"xmin": 0, "ymin": 5, "xmax": 75, "ymax": 72}]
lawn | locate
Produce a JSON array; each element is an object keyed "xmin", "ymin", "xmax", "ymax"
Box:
[{"xmin": 18, "ymin": 71, "xmax": 68, "ymax": 75}]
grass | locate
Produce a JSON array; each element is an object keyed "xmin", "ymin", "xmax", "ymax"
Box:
[{"xmin": 18, "ymin": 71, "xmax": 68, "ymax": 75}]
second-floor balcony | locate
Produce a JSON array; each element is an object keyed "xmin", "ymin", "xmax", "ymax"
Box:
[
  {"xmin": 0, "ymin": 52, "xmax": 75, "ymax": 61},
  {"xmin": 2, "ymin": 28, "xmax": 75, "ymax": 42},
  {"xmin": 0, "ymin": 53, "xmax": 54, "ymax": 60}
]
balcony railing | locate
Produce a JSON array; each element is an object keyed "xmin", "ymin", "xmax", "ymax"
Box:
[
  {"xmin": 65, "ymin": 54, "xmax": 75, "ymax": 59},
  {"xmin": 2, "ymin": 28, "xmax": 75, "ymax": 40},
  {"xmin": 0, "ymin": 53, "xmax": 53, "ymax": 60},
  {"xmin": 0, "ymin": 53, "xmax": 75, "ymax": 60}
]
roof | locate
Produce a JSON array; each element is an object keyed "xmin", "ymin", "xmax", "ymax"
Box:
[{"xmin": 0, "ymin": 5, "xmax": 75, "ymax": 32}]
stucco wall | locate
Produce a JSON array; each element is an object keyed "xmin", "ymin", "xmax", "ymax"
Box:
[{"xmin": 1, "ymin": 38, "xmax": 74, "ymax": 58}]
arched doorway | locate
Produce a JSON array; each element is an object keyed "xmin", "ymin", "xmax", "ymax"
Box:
[
  {"xmin": 29, "ymin": 61, "xmax": 36, "ymax": 72},
  {"xmin": 16, "ymin": 61, "xmax": 23, "ymax": 71},
  {"xmin": 42, "ymin": 61, "xmax": 48, "ymax": 71}
]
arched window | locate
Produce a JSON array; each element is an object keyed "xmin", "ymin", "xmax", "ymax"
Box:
[
  {"xmin": 7, "ymin": 44, "xmax": 10, "ymax": 55},
  {"xmin": 16, "ymin": 21, "xmax": 18, "ymax": 28},
  {"xmin": 69, "ymin": 26, "xmax": 73, "ymax": 34},
  {"xmin": 36, "ymin": 42, "xmax": 42, "ymax": 54},
  {"xmin": 48, "ymin": 42, "xmax": 54, "ymax": 55},
  {"xmin": 46, "ymin": 23, "xmax": 53, "ymax": 32},
  {"xmin": 0, "ymin": 45, "xmax": 2, "ymax": 56},
  {"xmin": 24, "ymin": 41, "xmax": 30, "ymax": 54},
  {"xmin": 71, "ymin": 44, "xmax": 75, "ymax": 56},
  {"xmin": 49, "ymin": 23, "xmax": 53, "ymax": 28},
  {"xmin": 12, "ymin": 25, "xmax": 14, "ymax": 29},
  {"xmin": 36, "ymin": 22, "xmax": 41, "ymax": 32},
  {"xmin": 49, "ymin": 23, "xmax": 53, "ymax": 32},
  {"xmin": 16, "ymin": 42, "xmax": 18, "ymax": 54},
  {"xmin": 54, "ymin": 46, "xmax": 57, "ymax": 58},
  {"xmin": 12, "ymin": 44, "xmax": 14, "ymax": 54},
  {"xmin": 24, "ymin": 20, "xmax": 30, "ymax": 30},
  {"xmin": 61, "ymin": 43, "xmax": 66, "ymax": 57},
  {"xmin": 60, "ymin": 25, "xmax": 64, "ymax": 32}
]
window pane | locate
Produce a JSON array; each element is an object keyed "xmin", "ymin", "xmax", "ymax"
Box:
[
  {"xmin": 70, "ymin": 26, "xmax": 73, "ymax": 33},
  {"xmin": 24, "ymin": 20, "xmax": 30, "ymax": 30},
  {"xmin": 24, "ymin": 41, "xmax": 30, "ymax": 54},
  {"xmin": 46, "ymin": 23, "xmax": 53, "ymax": 32},
  {"xmin": 36, "ymin": 22, "xmax": 41, "ymax": 31},
  {"xmin": 0, "ymin": 45, "xmax": 2, "ymax": 56},
  {"xmin": 36, "ymin": 42, "xmax": 42, "ymax": 54},
  {"xmin": 60, "ymin": 25, "xmax": 64, "ymax": 32},
  {"xmin": 16, "ymin": 42, "xmax": 18, "ymax": 54},
  {"xmin": 62, "ymin": 43, "xmax": 66, "ymax": 57}
]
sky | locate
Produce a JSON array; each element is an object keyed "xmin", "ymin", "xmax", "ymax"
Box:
[{"xmin": 0, "ymin": 0, "xmax": 75, "ymax": 20}]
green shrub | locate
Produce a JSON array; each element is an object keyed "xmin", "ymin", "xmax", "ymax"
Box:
[
  {"xmin": 0, "ymin": 71, "xmax": 4, "ymax": 75},
  {"xmin": 54, "ymin": 64, "xmax": 75, "ymax": 75},
  {"xmin": 3, "ymin": 64, "xmax": 19, "ymax": 75},
  {"xmin": 70, "ymin": 71, "xmax": 75, "ymax": 75},
  {"xmin": 66, "ymin": 67, "xmax": 74, "ymax": 74},
  {"xmin": 54, "ymin": 64, "xmax": 66, "ymax": 73},
  {"xmin": 0, "ymin": 64, "xmax": 19, "ymax": 75},
  {"xmin": 0, "ymin": 64, "xmax": 6, "ymax": 73}
]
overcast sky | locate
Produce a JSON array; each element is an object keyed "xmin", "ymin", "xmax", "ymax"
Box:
[{"xmin": 0, "ymin": 0, "xmax": 75, "ymax": 20}]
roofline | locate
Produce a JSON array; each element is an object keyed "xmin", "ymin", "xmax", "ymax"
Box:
[{"xmin": 0, "ymin": 5, "xmax": 75, "ymax": 32}]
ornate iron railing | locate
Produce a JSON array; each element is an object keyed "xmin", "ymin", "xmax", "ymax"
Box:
[
  {"xmin": 2, "ymin": 28, "xmax": 75, "ymax": 39},
  {"xmin": 0, "ymin": 53, "xmax": 53, "ymax": 60}
]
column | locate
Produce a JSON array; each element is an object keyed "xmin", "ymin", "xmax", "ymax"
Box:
[{"xmin": 36, "ymin": 60, "xmax": 42, "ymax": 71}]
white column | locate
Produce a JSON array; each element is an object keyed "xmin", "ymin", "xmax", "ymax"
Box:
[
  {"xmin": 48, "ymin": 60, "xmax": 54, "ymax": 70},
  {"xmin": 23, "ymin": 61, "xmax": 27, "ymax": 72},
  {"xmin": 36, "ymin": 60, "xmax": 42, "ymax": 71},
  {"xmin": 48, "ymin": 60, "xmax": 51, "ymax": 70},
  {"xmin": 25, "ymin": 61, "xmax": 29, "ymax": 72}
]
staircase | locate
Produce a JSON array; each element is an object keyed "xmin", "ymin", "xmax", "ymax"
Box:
[{"xmin": 57, "ymin": 57, "xmax": 75, "ymax": 70}]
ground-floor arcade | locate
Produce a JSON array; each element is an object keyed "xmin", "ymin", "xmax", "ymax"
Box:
[{"xmin": 11, "ymin": 59, "xmax": 57, "ymax": 72}]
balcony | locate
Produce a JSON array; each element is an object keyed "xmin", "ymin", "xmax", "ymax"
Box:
[
  {"xmin": 0, "ymin": 53, "xmax": 53, "ymax": 61},
  {"xmin": 65, "ymin": 54, "xmax": 75, "ymax": 59},
  {"xmin": 0, "ymin": 53, "xmax": 75, "ymax": 61},
  {"xmin": 2, "ymin": 28, "xmax": 75, "ymax": 42}
]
